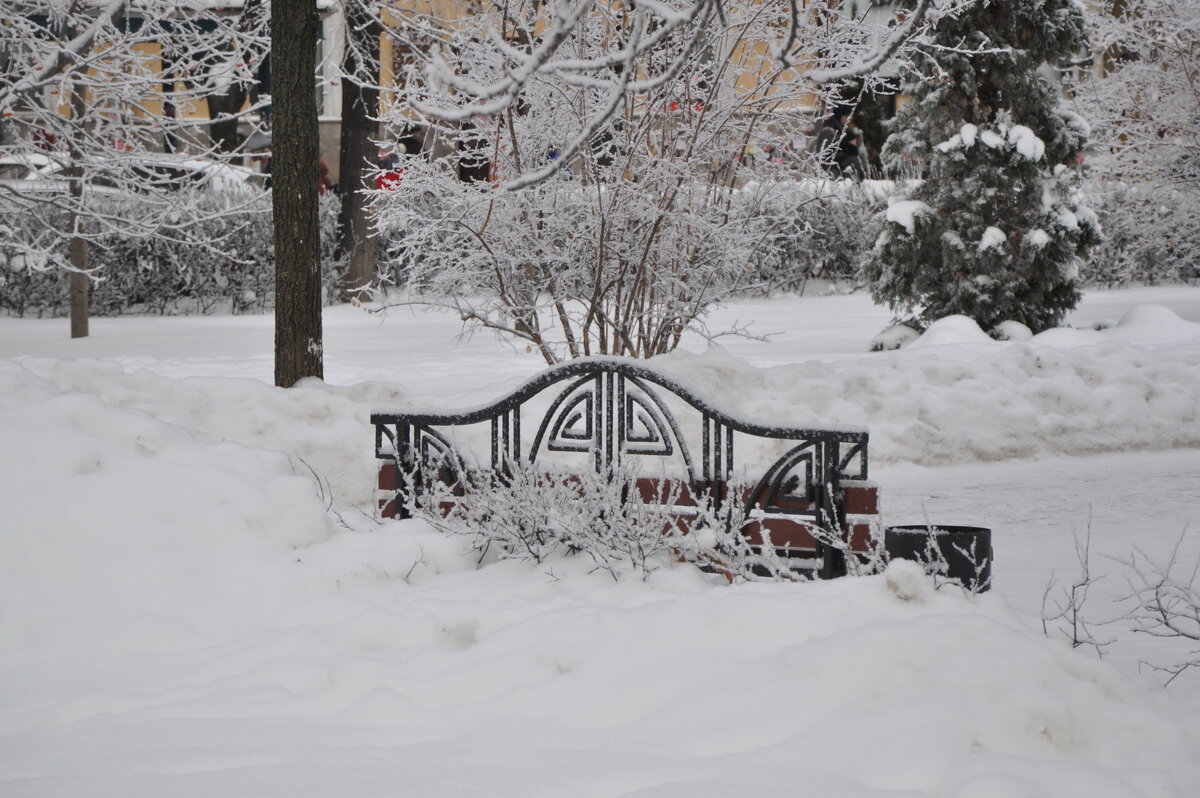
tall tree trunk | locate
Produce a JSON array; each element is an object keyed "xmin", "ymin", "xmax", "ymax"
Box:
[
  {"xmin": 273, "ymin": 0, "xmax": 324, "ymax": 387},
  {"xmin": 336, "ymin": 3, "xmax": 381, "ymax": 300},
  {"xmin": 68, "ymin": 231, "xmax": 88, "ymax": 339},
  {"xmin": 208, "ymin": 87, "xmax": 249, "ymax": 153},
  {"xmin": 68, "ymin": 80, "xmax": 88, "ymax": 339}
]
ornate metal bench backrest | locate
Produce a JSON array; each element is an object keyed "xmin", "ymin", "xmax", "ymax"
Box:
[{"xmin": 372, "ymin": 358, "xmax": 869, "ymax": 577}]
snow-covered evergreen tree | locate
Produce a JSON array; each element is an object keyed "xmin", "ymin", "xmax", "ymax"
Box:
[{"xmin": 862, "ymin": 0, "xmax": 1100, "ymax": 333}]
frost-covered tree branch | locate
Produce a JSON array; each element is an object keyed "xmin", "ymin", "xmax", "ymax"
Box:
[
  {"xmin": 1074, "ymin": 0, "xmax": 1200, "ymax": 282},
  {"xmin": 365, "ymin": 0, "xmax": 950, "ymax": 360},
  {"xmin": 797, "ymin": 0, "xmax": 935, "ymax": 82},
  {"xmin": 0, "ymin": 0, "xmax": 127, "ymax": 102},
  {"xmin": 1116, "ymin": 532, "xmax": 1200, "ymax": 645},
  {"xmin": 0, "ymin": 1, "xmax": 272, "ymax": 260},
  {"xmin": 379, "ymin": 0, "xmax": 970, "ymax": 189}
]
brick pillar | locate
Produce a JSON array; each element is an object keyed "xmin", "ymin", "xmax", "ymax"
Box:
[
  {"xmin": 377, "ymin": 462, "xmax": 400, "ymax": 518},
  {"xmin": 841, "ymin": 478, "xmax": 882, "ymax": 554}
]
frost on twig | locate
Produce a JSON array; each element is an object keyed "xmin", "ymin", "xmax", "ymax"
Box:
[
  {"xmin": 388, "ymin": 0, "xmax": 953, "ymax": 190},
  {"xmin": 1041, "ymin": 520, "xmax": 1118, "ymax": 657},
  {"xmin": 1112, "ymin": 528, "xmax": 1200, "ymax": 684},
  {"xmin": 0, "ymin": 0, "xmax": 272, "ymax": 279},
  {"xmin": 402, "ymin": 460, "xmax": 800, "ymax": 582}
]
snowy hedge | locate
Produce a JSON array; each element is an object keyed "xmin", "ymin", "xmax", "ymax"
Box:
[
  {"xmin": 0, "ymin": 193, "xmax": 346, "ymax": 318},
  {"xmin": 1081, "ymin": 180, "xmax": 1199, "ymax": 287},
  {"xmin": 746, "ymin": 180, "xmax": 890, "ymax": 293}
]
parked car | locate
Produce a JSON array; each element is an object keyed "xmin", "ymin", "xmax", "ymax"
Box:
[
  {"xmin": 0, "ymin": 150, "xmax": 264, "ymax": 198},
  {"xmin": 0, "ymin": 152, "xmax": 63, "ymax": 181},
  {"xmin": 127, "ymin": 155, "xmax": 266, "ymax": 192},
  {"xmin": 0, "ymin": 151, "xmax": 121, "ymax": 198}
]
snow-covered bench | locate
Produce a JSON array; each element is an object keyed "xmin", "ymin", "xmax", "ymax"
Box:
[{"xmin": 372, "ymin": 358, "xmax": 879, "ymax": 578}]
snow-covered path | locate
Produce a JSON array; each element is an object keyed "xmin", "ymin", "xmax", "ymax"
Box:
[{"xmin": 2, "ymin": 286, "xmax": 1199, "ymax": 797}]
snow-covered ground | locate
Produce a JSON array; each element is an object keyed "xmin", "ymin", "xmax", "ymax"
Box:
[{"xmin": 2, "ymin": 285, "xmax": 1199, "ymax": 797}]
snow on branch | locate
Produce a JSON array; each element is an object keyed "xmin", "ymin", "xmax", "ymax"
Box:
[
  {"xmin": 392, "ymin": 0, "xmax": 980, "ymax": 192},
  {"xmin": 0, "ymin": 0, "xmax": 126, "ymax": 108},
  {"xmin": 0, "ymin": 0, "xmax": 273, "ymax": 276},
  {"xmin": 793, "ymin": 0, "xmax": 934, "ymax": 82}
]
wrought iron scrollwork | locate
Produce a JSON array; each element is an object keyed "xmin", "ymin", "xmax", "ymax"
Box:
[
  {"xmin": 371, "ymin": 357, "xmax": 869, "ymax": 571},
  {"xmin": 748, "ymin": 442, "xmax": 820, "ymax": 514},
  {"xmin": 526, "ymin": 370, "xmax": 695, "ymax": 477}
]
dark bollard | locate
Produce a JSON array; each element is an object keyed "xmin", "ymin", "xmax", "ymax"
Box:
[{"xmin": 884, "ymin": 525, "xmax": 993, "ymax": 592}]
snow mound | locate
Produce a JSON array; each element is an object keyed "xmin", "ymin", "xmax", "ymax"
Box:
[
  {"xmin": 1109, "ymin": 304, "xmax": 1200, "ymax": 342},
  {"xmin": 656, "ymin": 309, "xmax": 1200, "ymax": 465},
  {"xmin": 870, "ymin": 323, "xmax": 921, "ymax": 351},
  {"xmin": 7, "ymin": 358, "xmax": 411, "ymax": 507},
  {"xmin": 994, "ymin": 320, "xmax": 1033, "ymax": 341},
  {"xmin": 906, "ymin": 315, "xmax": 994, "ymax": 348},
  {"xmin": 884, "ymin": 559, "xmax": 934, "ymax": 602}
]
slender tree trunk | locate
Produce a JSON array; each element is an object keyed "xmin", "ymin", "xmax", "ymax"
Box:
[
  {"xmin": 273, "ymin": 0, "xmax": 324, "ymax": 387},
  {"xmin": 68, "ymin": 80, "xmax": 88, "ymax": 339},
  {"xmin": 336, "ymin": 3, "xmax": 381, "ymax": 300},
  {"xmin": 208, "ymin": 87, "xmax": 249, "ymax": 153},
  {"xmin": 68, "ymin": 231, "xmax": 88, "ymax": 339},
  {"xmin": 159, "ymin": 45, "xmax": 183, "ymax": 154}
]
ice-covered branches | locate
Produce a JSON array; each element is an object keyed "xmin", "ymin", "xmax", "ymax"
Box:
[
  {"xmin": 388, "ymin": 0, "xmax": 960, "ymax": 189},
  {"xmin": 372, "ymin": 0, "xmax": 834, "ymax": 362},
  {"xmin": 0, "ymin": 1, "xmax": 272, "ymax": 261},
  {"xmin": 1074, "ymin": 0, "xmax": 1200, "ymax": 281}
]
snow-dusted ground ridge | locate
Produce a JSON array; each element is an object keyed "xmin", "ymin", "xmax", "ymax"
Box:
[
  {"xmin": 1, "ymin": 286, "xmax": 1199, "ymax": 797},
  {"xmin": 654, "ymin": 307, "xmax": 1200, "ymax": 467}
]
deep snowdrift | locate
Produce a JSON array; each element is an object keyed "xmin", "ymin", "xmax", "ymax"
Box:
[
  {"xmin": 2, "ymin": 291, "xmax": 1199, "ymax": 796},
  {"xmin": 655, "ymin": 307, "xmax": 1200, "ymax": 466}
]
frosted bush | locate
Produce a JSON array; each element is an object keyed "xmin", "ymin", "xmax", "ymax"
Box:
[
  {"xmin": 404, "ymin": 462, "xmax": 800, "ymax": 581},
  {"xmin": 1081, "ymin": 180, "xmax": 1194, "ymax": 287},
  {"xmin": 0, "ymin": 193, "xmax": 346, "ymax": 318},
  {"xmin": 749, "ymin": 183, "xmax": 886, "ymax": 294}
]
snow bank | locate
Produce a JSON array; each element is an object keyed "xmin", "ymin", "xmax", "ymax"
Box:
[
  {"xmin": 0, "ymin": 374, "xmax": 1193, "ymax": 796},
  {"xmin": 4, "ymin": 358, "xmax": 410, "ymax": 507},
  {"xmin": 656, "ymin": 307, "xmax": 1200, "ymax": 466},
  {"xmin": 2, "ymin": 295, "xmax": 1199, "ymax": 796}
]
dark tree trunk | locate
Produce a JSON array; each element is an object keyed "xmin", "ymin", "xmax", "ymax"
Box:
[
  {"xmin": 68, "ymin": 81, "xmax": 89, "ymax": 339},
  {"xmin": 68, "ymin": 233, "xmax": 88, "ymax": 339},
  {"xmin": 336, "ymin": 2, "xmax": 381, "ymax": 300},
  {"xmin": 208, "ymin": 87, "xmax": 249, "ymax": 153},
  {"xmin": 273, "ymin": 0, "xmax": 324, "ymax": 387},
  {"xmin": 159, "ymin": 46, "xmax": 183, "ymax": 154}
]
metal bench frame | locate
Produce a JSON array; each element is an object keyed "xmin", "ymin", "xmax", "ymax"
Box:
[{"xmin": 372, "ymin": 358, "xmax": 870, "ymax": 578}]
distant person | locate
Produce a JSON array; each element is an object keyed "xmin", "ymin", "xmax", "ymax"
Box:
[
  {"xmin": 810, "ymin": 105, "xmax": 855, "ymax": 178},
  {"xmin": 376, "ymin": 137, "xmax": 422, "ymax": 190},
  {"xmin": 376, "ymin": 148, "xmax": 402, "ymax": 191},
  {"xmin": 398, "ymin": 135, "xmax": 422, "ymax": 157},
  {"xmin": 835, "ymin": 128, "xmax": 865, "ymax": 181},
  {"xmin": 32, "ymin": 129, "xmax": 57, "ymax": 151}
]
